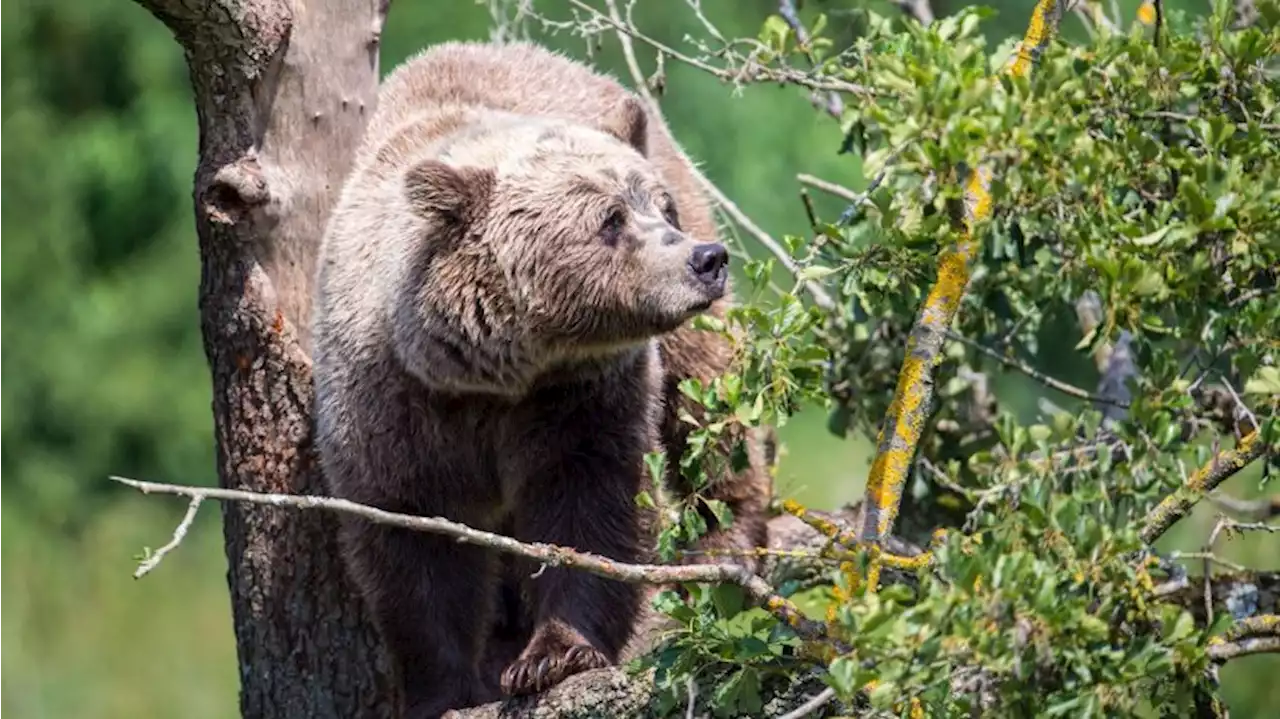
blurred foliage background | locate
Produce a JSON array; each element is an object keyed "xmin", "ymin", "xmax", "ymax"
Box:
[{"xmin": 1, "ymin": 0, "xmax": 1274, "ymax": 716}]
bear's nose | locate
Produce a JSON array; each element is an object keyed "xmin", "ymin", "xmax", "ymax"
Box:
[{"xmin": 689, "ymin": 243, "xmax": 728, "ymax": 284}]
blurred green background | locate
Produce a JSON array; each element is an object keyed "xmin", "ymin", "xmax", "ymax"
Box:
[{"xmin": 2, "ymin": 0, "xmax": 1274, "ymax": 716}]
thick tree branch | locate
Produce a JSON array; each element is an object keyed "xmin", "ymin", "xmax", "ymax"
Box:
[
  {"xmin": 856, "ymin": 1, "xmax": 1067, "ymax": 563},
  {"xmin": 1140, "ymin": 431, "xmax": 1267, "ymax": 544}
]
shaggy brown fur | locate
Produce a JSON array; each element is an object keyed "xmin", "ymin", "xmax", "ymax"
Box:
[{"xmin": 313, "ymin": 41, "xmax": 774, "ymax": 719}]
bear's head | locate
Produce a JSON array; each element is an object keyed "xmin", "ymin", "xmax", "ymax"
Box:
[{"xmin": 391, "ymin": 98, "xmax": 728, "ymax": 396}]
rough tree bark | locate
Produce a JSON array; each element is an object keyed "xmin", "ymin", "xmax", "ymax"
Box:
[{"xmin": 131, "ymin": 1, "xmax": 397, "ymax": 717}]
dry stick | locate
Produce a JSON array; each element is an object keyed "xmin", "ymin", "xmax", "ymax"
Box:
[
  {"xmin": 1139, "ymin": 430, "xmax": 1266, "ymax": 544},
  {"xmin": 133, "ymin": 497, "xmax": 202, "ymax": 579},
  {"xmin": 797, "ymin": 173, "xmax": 861, "ymax": 203},
  {"xmin": 776, "ymin": 686, "xmax": 837, "ymax": 719},
  {"xmin": 855, "ymin": 0, "xmax": 1068, "ymax": 581},
  {"xmin": 1208, "ymin": 492, "xmax": 1280, "ymax": 520},
  {"xmin": 601, "ymin": 0, "xmax": 836, "ymax": 311},
  {"xmin": 110, "ymin": 475, "xmax": 833, "ymax": 645}
]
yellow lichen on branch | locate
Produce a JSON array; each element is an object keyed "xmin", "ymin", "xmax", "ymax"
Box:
[
  {"xmin": 854, "ymin": 3, "xmax": 1065, "ymax": 588},
  {"xmin": 1140, "ymin": 430, "xmax": 1266, "ymax": 543},
  {"xmin": 1008, "ymin": 0, "xmax": 1066, "ymax": 78}
]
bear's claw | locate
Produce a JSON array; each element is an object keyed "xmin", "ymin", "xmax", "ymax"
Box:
[{"xmin": 500, "ymin": 643, "xmax": 608, "ymax": 696}]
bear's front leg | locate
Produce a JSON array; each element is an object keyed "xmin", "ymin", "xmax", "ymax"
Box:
[
  {"xmin": 500, "ymin": 446, "xmax": 645, "ymax": 696},
  {"xmin": 338, "ymin": 520, "xmax": 499, "ymax": 718}
]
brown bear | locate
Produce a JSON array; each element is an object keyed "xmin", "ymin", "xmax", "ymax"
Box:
[{"xmin": 312, "ymin": 41, "xmax": 773, "ymax": 719}]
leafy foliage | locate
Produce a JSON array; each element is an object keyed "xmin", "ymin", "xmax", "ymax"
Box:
[{"xmin": 638, "ymin": 3, "xmax": 1280, "ymax": 716}]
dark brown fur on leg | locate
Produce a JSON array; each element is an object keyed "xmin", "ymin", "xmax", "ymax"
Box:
[
  {"xmin": 498, "ymin": 381, "xmax": 651, "ymax": 696},
  {"xmin": 337, "ymin": 520, "xmax": 498, "ymax": 719}
]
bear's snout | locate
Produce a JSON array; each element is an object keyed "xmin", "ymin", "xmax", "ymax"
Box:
[{"xmin": 688, "ymin": 243, "xmax": 729, "ymax": 294}]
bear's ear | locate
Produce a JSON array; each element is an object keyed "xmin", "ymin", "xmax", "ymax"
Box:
[
  {"xmin": 600, "ymin": 95, "xmax": 649, "ymax": 156},
  {"xmin": 404, "ymin": 159, "xmax": 494, "ymax": 224}
]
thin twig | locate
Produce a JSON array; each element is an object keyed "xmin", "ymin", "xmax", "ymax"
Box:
[
  {"xmin": 685, "ymin": 675, "xmax": 697, "ymax": 719},
  {"xmin": 777, "ymin": 687, "xmax": 837, "ymax": 719},
  {"xmin": 567, "ymin": 0, "xmax": 873, "ymax": 96},
  {"xmin": 133, "ymin": 496, "xmax": 202, "ymax": 578},
  {"xmin": 946, "ymin": 330, "xmax": 1127, "ymax": 406},
  {"xmin": 1203, "ymin": 517, "xmax": 1232, "ymax": 623},
  {"xmin": 110, "ymin": 475, "xmax": 833, "ymax": 644},
  {"xmin": 700, "ymin": 177, "xmax": 836, "ymax": 310},
  {"xmin": 890, "ymin": 0, "xmax": 936, "ymax": 25},
  {"xmin": 1218, "ymin": 376, "xmax": 1259, "ymax": 433},
  {"xmin": 1207, "ymin": 492, "xmax": 1280, "ymax": 520},
  {"xmin": 797, "ymin": 173, "xmax": 860, "ymax": 203},
  {"xmin": 777, "ymin": 0, "xmax": 843, "ymax": 118},
  {"xmin": 1168, "ymin": 551, "xmax": 1250, "ymax": 574}
]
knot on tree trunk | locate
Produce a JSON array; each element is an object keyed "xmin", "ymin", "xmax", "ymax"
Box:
[{"xmin": 206, "ymin": 157, "xmax": 270, "ymax": 225}]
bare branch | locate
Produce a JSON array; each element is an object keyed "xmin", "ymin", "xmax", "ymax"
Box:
[
  {"xmin": 110, "ymin": 475, "xmax": 833, "ymax": 645},
  {"xmin": 566, "ymin": 0, "xmax": 873, "ymax": 96},
  {"xmin": 890, "ymin": 0, "xmax": 936, "ymax": 25},
  {"xmin": 133, "ymin": 497, "xmax": 203, "ymax": 579},
  {"xmin": 1208, "ymin": 492, "xmax": 1280, "ymax": 520},
  {"xmin": 699, "ymin": 178, "xmax": 836, "ymax": 310},
  {"xmin": 796, "ymin": 174, "xmax": 860, "ymax": 203},
  {"xmin": 1154, "ymin": 569, "xmax": 1280, "ymax": 622},
  {"xmin": 776, "ymin": 1, "xmax": 843, "ymax": 118},
  {"xmin": 776, "ymin": 687, "xmax": 836, "ymax": 719},
  {"xmin": 1140, "ymin": 431, "xmax": 1267, "ymax": 544},
  {"xmin": 1070, "ymin": 1, "xmax": 1118, "ymax": 38}
]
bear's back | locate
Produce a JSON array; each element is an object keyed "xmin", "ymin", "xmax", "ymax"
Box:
[{"xmin": 368, "ymin": 42, "xmax": 626, "ymax": 152}]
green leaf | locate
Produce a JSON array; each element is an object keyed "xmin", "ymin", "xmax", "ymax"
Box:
[
  {"xmin": 710, "ymin": 582, "xmax": 745, "ymax": 619},
  {"xmin": 634, "ymin": 490, "xmax": 656, "ymax": 510},
  {"xmin": 1129, "ymin": 225, "xmax": 1173, "ymax": 247},
  {"xmin": 827, "ymin": 656, "xmax": 859, "ymax": 696},
  {"xmin": 796, "ymin": 264, "xmax": 838, "ymax": 282},
  {"xmin": 643, "ymin": 452, "xmax": 667, "ymax": 484},
  {"xmin": 1244, "ymin": 366, "xmax": 1280, "ymax": 396}
]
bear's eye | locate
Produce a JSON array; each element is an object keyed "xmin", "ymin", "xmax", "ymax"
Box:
[
  {"xmin": 660, "ymin": 193, "xmax": 680, "ymax": 229},
  {"xmin": 600, "ymin": 208, "xmax": 626, "ymax": 246}
]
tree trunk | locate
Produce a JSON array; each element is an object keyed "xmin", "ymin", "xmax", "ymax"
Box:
[{"xmin": 132, "ymin": 1, "xmax": 397, "ymax": 717}]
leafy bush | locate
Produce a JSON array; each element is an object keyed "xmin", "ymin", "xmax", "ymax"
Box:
[{"xmin": 631, "ymin": 2, "xmax": 1279, "ymax": 716}]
